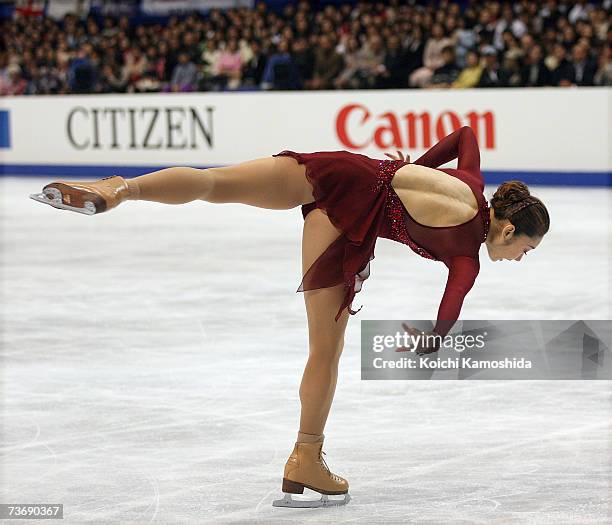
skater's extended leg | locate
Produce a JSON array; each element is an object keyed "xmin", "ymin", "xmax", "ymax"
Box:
[
  {"xmin": 127, "ymin": 155, "xmax": 313, "ymax": 209},
  {"xmin": 125, "ymin": 167, "xmax": 214, "ymax": 204},
  {"xmin": 31, "ymin": 156, "xmax": 314, "ymax": 213},
  {"xmin": 205, "ymin": 157, "xmax": 314, "ymax": 209}
]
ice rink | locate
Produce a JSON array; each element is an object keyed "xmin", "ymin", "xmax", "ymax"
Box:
[{"xmin": 1, "ymin": 177, "xmax": 611, "ymax": 524}]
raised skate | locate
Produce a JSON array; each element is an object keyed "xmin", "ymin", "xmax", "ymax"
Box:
[
  {"xmin": 29, "ymin": 176, "xmax": 130, "ymax": 215},
  {"xmin": 272, "ymin": 440, "xmax": 350, "ymax": 508}
]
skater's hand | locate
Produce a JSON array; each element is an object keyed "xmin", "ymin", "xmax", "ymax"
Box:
[
  {"xmin": 395, "ymin": 323, "xmax": 440, "ymax": 355},
  {"xmin": 384, "ymin": 150, "xmax": 410, "ymax": 163}
]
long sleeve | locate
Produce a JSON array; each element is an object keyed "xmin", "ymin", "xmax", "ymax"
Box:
[
  {"xmin": 432, "ymin": 255, "xmax": 480, "ymax": 337},
  {"xmin": 414, "ymin": 125, "xmax": 480, "ymax": 173}
]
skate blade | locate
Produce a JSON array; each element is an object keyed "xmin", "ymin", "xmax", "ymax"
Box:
[
  {"xmin": 30, "ymin": 189, "xmax": 96, "ymax": 215},
  {"xmin": 272, "ymin": 492, "xmax": 350, "ymax": 508}
]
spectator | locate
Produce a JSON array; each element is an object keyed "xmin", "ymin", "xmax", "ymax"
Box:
[
  {"xmin": 410, "ymin": 23, "xmax": 452, "ymax": 88},
  {"xmin": 238, "ymin": 28, "xmax": 256, "ymax": 65},
  {"xmin": 291, "ymin": 36, "xmax": 314, "ymax": 86},
  {"xmin": 568, "ymin": 43, "xmax": 597, "ymax": 85},
  {"xmin": 520, "ymin": 44, "xmax": 550, "ymax": 86},
  {"xmin": 200, "ymin": 39, "xmax": 221, "ymax": 89},
  {"xmin": 454, "ymin": 17, "xmax": 477, "ymax": 68},
  {"xmin": 568, "ymin": 0, "xmax": 593, "ymax": 25},
  {"xmin": 261, "ymin": 39, "xmax": 301, "ymax": 90},
  {"xmin": 308, "ymin": 34, "xmax": 343, "ymax": 90},
  {"xmin": 589, "ymin": 8, "xmax": 608, "ymax": 42},
  {"xmin": 155, "ymin": 41, "xmax": 171, "ymax": 82},
  {"xmin": 180, "ymin": 31, "xmax": 200, "ymax": 64},
  {"xmin": 216, "ymin": 38, "xmax": 244, "ymax": 90},
  {"xmin": 3, "ymin": 64, "xmax": 28, "ymax": 95},
  {"xmin": 165, "ymin": 36, "xmax": 181, "ymax": 81},
  {"xmin": 378, "ymin": 34, "xmax": 409, "ymax": 88},
  {"xmin": 428, "ymin": 45, "xmax": 460, "ymax": 88},
  {"xmin": 500, "ymin": 31, "xmax": 522, "ymax": 62},
  {"xmin": 98, "ymin": 63, "xmax": 127, "ymax": 93},
  {"xmin": 133, "ymin": 46, "xmax": 163, "ymax": 92},
  {"xmin": 34, "ymin": 63, "xmax": 63, "ymax": 94},
  {"xmin": 168, "ymin": 51, "xmax": 198, "ymax": 92},
  {"xmin": 334, "ymin": 36, "xmax": 362, "ymax": 89},
  {"xmin": 502, "ymin": 55, "xmax": 523, "ymax": 87},
  {"xmin": 123, "ymin": 46, "xmax": 147, "ymax": 86},
  {"xmin": 473, "ymin": 7, "xmax": 497, "ymax": 45},
  {"xmin": 477, "ymin": 46, "xmax": 510, "ymax": 87},
  {"xmin": 404, "ymin": 25, "xmax": 425, "ymax": 76},
  {"xmin": 511, "ymin": 11, "xmax": 530, "ymax": 40},
  {"xmin": 351, "ymin": 34, "xmax": 386, "ymax": 89},
  {"xmin": 452, "ymin": 49, "xmax": 482, "ymax": 88},
  {"xmin": 593, "ymin": 45, "xmax": 611, "ymax": 86},
  {"xmin": 55, "ymin": 41, "xmax": 72, "ymax": 68},
  {"xmin": 546, "ymin": 42, "xmax": 574, "ymax": 86},
  {"xmin": 68, "ymin": 46, "xmax": 96, "ymax": 93},
  {"xmin": 560, "ymin": 25, "xmax": 578, "ymax": 50},
  {"xmin": 493, "ymin": 5, "xmax": 515, "ymax": 51},
  {"xmin": 101, "ymin": 16, "xmax": 119, "ymax": 39},
  {"xmin": 241, "ymin": 39, "xmax": 267, "ymax": 87}
]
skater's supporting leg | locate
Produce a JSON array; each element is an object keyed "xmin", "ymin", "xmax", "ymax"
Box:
[
  {"xmin": 274, "ymin": 221, "xmax": 351, "ymax": 508},
  {"xmin": 127, "ymin": 156, "xmax": 314, "ymax": 209},
  {"xmin": 299, "ymin": 209, "xmax": 349, "ymax": 436},
  {"xmin": 297, "ymin": 431, "xmax": 324, "ymax": 443}
]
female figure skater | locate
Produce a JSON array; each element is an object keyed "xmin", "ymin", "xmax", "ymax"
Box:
[{"xmin": 31, "ymin": 126, "xmax": 549, "ymax": 508}]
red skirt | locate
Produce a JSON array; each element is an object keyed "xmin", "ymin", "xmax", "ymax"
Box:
[{"xmin": 272, "ymin": 150, "xmax": 403, "ymax": 322}]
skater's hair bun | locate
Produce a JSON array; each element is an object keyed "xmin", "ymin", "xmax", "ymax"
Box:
[{"xmin": 491, "ymin": 181, "xmax": 550, "ymax": 237}]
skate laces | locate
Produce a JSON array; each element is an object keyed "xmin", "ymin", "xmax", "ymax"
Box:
[{"xmin": 319, "ymin": 450, "xmax": 342, "ymax": 483}]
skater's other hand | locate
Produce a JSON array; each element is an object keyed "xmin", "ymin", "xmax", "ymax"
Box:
[
  {"xmin": 384, "ymin": 150, "xmax": 410, "ymax": 163},
  {"xmin": 395, "ymin": 323, "xmax": 440, "ymax": 355}
]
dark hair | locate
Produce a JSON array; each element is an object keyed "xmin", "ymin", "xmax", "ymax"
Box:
[{"xmin": 490, "ymin": 181, "xmax": 550, "ymax": 237}]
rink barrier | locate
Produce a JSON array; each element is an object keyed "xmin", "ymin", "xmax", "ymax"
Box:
[
  {"xmin": 1, "ymin": 88, "xmax": 609, "ymax": 185},
  {"xmin": 0, "ymin": 164, "xmax": 610, "ymax": 186}
]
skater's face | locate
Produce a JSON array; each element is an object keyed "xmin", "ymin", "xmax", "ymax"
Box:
[{"xmin": 485, "ymin": 221, "xmax": 542, "ymax": 262}]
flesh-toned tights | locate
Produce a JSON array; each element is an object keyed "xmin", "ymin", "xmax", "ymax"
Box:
[{"xmin": 127, "ymin": 158, "xmax": 349, "ymax": 442}]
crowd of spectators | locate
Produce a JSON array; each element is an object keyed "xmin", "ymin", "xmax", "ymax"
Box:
[{"xmin": 0, "ymin": 0, "xmax": 610, "ymax": 96}]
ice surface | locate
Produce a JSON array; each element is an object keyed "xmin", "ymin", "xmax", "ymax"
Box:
[{"xmin": 1, "ymin": 178, "xmax": 610, "ymax": 524}]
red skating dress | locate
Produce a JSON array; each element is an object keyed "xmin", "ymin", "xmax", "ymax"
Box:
[{"xmin": 273, "ymin": 126, "xmax": 490, "ymax": 337}]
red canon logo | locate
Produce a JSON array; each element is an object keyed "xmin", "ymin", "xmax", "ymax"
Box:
[{"xmin": 335, "ymin": 104, "xmax": 495, "ymax": 151}]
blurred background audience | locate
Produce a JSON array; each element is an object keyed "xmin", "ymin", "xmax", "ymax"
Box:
[{"xmin": 0, "ymin": 0, "xmax": 609, "ymax": 95}]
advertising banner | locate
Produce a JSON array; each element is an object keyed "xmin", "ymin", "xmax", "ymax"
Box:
[{"xmin": 1, "ymin": 88, "xmax": 610, "ymax": 185}]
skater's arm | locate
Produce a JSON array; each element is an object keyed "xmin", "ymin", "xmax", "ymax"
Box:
[
  {"xmin": 414, "ymin": 126, "xmax": 480, "ymax": 173},
  {"xmin": 432, "ymin": 256, "xmax": 480, "ymax": 338}
]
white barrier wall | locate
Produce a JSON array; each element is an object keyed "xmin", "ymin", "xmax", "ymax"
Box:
[{"xmin": 0, "ymin": 88, "xmax": 610, "ymax": 184}]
